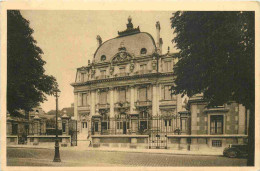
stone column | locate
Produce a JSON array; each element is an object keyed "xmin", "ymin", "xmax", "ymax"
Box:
[
  {"xmin": 109, "ymin": 88, "xmax": 114, "ymax": 118},
  {"xmin": 90, "ymin": 90, "xmax": 95, "ymax": 117},
  {"xmin": 130, "ymin": 86, "xmax": 135, "ymax": 114},
  {"xmin": 109, "ymin": 87, "xmax": 115, "ymax": 134},
  {"xmin": 74, "ymin": 93, "xmax": 78, "ymax": 120},
  {"xmin": 190, "ymin": 138, "xmax": 199, "ymax": 151},
  {"xmin": 58, "ymin": 117, "xmax": 62, "ymax": 130},
  {"xmin": 6, "ymin": 121, "xmax": 12, "ymax": 135},
  {"xmin": 33, "ymin": 116, "xmax": 41, "ymax": 135},
  {"xmin": 62, "ymin": 113, "xmax": 70, "ymax": 135},
  {"xmin": 152, "ymin": 84, "xmax": 157, "ymax": 117},
  {"xmin": 33, "ymin": 115, "xmax": 41, "ymax": 145},
  {"xmin": 191, "ymin": 104, "xmax": 198, "ymax": 135},
  {"xmin": 238, "ymin": 104, "xmax": 246, "ymax": 134},
  {"xmin": 176, "ymin": 94, "xmax": 182, "ymax": 113}
]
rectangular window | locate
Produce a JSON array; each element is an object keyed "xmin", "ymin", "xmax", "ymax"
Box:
[
  {"xmin": 164, "ymin": 60, "xmax": 172, "ymax": 72},
  {"xmin": 99, "ymin": 91, "xmax": 107, "ymax": 104},
  {"xmin": 212, "ymin": 140, "xmax": 222, "ymax": 147},
  {"xmin": 117, "ymin": 122, "xmax": 120, "ymax": 129},
  {"xmin": 164, "ymin": 85, "xmax": 173, "ymax": 100},
  {"xmin": 181, "ymin": 118, "xmax": 187, "ymax": 131},
  {"xmin": 100, "ymin": 70, "xmax": 106, "ymax": 76},
  {"xmin": 81, "ymin": 73, "xmax": 85, "ymax": 82},
  {"xmin": 139, "ymin": 87, "xmax": 147, "ymax": 101},
  {"xmin": 119, "ymin": 89, "xmax": 126, "ymax": 102},
  {"xmin": 119, "ymin": 67, "xmax": 125, "ymax": 73},
  {"xmin": 169, "ymin": 119, "xmax": 172, "ymax": 126},
  {"xmin": 165, "ymin": 120, "xmax": 167, "ymax": 127},
  {"xmin": 101, "ymin": 122, "xmax": 108, "ymax": 130},
  {"xmin": 140, "ymin": 121, "xmax": 147, "ymax": 130},
  {"xmin": 140, "ymin": 64, "xmax": 147, "ymax": 71},
  {"xmin": 210, "ymin": 115, "xmax": 223, "ymax": 134},
  {"xmin": 82, "ymin": 93, "xmax": 87, "ymax": 106},
  {"xmin": 94, "ymin": 122, "xmax": 99, "ymax": 132}
]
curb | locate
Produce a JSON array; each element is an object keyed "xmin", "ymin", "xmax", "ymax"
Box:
[{"xmin": 7, "ymin": 146, "xmax": 222, "ymax": 157}]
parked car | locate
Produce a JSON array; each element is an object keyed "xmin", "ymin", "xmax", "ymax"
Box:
[{"xmin": 223, "ymin": 144, "xmax": 248, "ymax": 158}]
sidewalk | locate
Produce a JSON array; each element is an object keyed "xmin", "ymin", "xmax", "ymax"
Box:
[{"xmin": 7, "ymin": 144, "xmax": 223, "ymax": 156}]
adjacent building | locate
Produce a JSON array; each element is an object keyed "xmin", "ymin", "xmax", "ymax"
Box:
[{"xmin": 71, "ymin": 17, "xmax": 248, "ymax": 151}]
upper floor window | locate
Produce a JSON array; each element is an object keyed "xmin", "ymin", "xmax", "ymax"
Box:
[
  {"xmin": 82, "ymin": 93, "xmax": 88, "ymax": 106},
  {"xmin": 99, "ymin": 91, "xmax": 108, "ymax": 104},
  {"xmin": 119, "ymin": 67, "xmax": 125, "ymax": 73},
  {"xmin": 140, "ymin": 48, "xmax": 147, "ymax": 55},
  {"xmin": 210, "ymin": 115, "xmax": 223, "ymax": 134},
  {"xmin": 78, "ymin": 93, "xmax": 88, "ymax": 106},
  {"xmin": 118, "ymin": 89, "xmax": 126, "ymax": 102},
  {"xmin": 139, "ymin": 87, "xmax": 148, "ymax": 101},
  {"xmin": 100, "ymin": 69, "xmax": 106, "ymax": 75},
  {"xmin": 164, "ymin": 60, "xmax": 172, "ymax": 72},
  {"xmin": 163, "ymin": 85, "xmax": 174, "ymax": 100},
  {"xmin": 140, "ymin": 64, "xmax": 147, "ymax": 71},
  {"xmin": 100, "ymin": 69, "xmax": 106, "ymax": 78},
  {"xmin": 101, "ymin": 55, "xmax": 106, "ymax": 61},
  {"xmin": 81, "ymin": 73, "xmax": 85, "ymax": 82}
]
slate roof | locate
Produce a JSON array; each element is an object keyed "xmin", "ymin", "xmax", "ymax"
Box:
[{"xmin": 94, "ymin": 32, "xmax": 156, "ymax": 63}]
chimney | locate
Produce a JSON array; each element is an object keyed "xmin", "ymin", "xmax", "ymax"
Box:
[
  {"xmin": 156, "ymin": 21, "xmax": 162, "ymax": 54},
  {"xmin": 96, "ymin": 35, "xmax": 102, "ymax": 47}
]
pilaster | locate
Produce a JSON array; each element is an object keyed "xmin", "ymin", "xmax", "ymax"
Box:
[
  {"xmin": 74, "ymin": 93, "xmax": 78, "ymax": 120},
  {"xmin": 130, "ymin": 85, "xmax": 135, "ymax": 114},
  {"xmin": 238, "ymin": 104, "xmax": 246, "ymax": 134},
  {"xmin": 109, "ymin": 87, "xmax": 115, "ymax": 118}
]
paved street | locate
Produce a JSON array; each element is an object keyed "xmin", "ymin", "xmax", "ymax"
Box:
[{"xmin": 7, "ymin": 147, "xmax": 247, "ymax": 167}]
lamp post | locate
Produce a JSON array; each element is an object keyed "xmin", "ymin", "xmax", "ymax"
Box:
[{"xmin": 53, "ymin": 88, "xmax": 61, "ymax": 162}]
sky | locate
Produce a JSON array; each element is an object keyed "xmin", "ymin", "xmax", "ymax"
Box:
[{"xmin": 20, "ymin": 10, "xmax": 177, "ymax": 113}]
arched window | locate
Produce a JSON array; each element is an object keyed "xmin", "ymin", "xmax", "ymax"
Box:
[
  {"xmin": 101, "ymin": 55, "xmax": 106, "ymax": 61},
  {"xmin": 140, "ymin": 48, "xmax": 147, "ymax": 55}
]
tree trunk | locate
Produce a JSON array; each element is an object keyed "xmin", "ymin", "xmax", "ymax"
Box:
[{"xmin": 247, "ymin": 106, "xmax": 255, "ymax": 166}]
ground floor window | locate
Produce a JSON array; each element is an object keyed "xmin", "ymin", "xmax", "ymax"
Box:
[
  {"xmin": 94, "ymin": 122, "xmax": 98, "ymax": 132},
  {"xmin": 140, "ymin": 121, "xmax": 147, "ymax": 130},
  {"xmin": 210, "ymin": 115, "xmax": 223, "ymax": 134},
  {"xmin": 212, "ymin": 140, "xmax": 222, "ymax": 147},
  {"xmin": 101, "ymin": 122, "xmax": 108, "ymax": 130}
]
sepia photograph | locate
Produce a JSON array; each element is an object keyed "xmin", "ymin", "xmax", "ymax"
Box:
[{"xmin": 1, "ymin": 1, "xmax": 259, "ymax": 170}]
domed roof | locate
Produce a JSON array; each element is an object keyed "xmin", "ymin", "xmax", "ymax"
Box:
[
  {"xmin": 94, "ymin": 17, "xmax": 156, "ymax": 63},
  {"xmin": 94, "ymin": 32, "xmax": 156, "ymax": 63}
]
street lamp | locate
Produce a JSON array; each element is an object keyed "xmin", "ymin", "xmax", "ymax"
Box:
[{"xmin": 53, "ymin": 87, "xmax": 61, "ymax": 162}]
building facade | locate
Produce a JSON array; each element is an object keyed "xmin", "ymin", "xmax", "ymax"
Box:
[{"xmin": 71, "ymin": 17, "xmax": 248, "ymax": 151}]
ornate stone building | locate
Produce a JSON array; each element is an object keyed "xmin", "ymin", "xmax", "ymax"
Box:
[{"xmin": 71, "ymin": 17, "xmax": 248, "ymax": 151}]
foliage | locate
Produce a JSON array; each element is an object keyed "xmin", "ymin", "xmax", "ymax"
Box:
[
  {"xmin": 171, "ymin": 11, "xmax": 254, "ymax": 166},
  {"xmin": 7, "ymin": 10, "xmax": 57, "ymax": 116},
  {"xmin": 171, "ymin": 11, "xmax": 254, "ymax": 109}
]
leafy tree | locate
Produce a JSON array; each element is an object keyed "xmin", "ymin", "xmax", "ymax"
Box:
[
  {"xmin": 171, "ymin": 12, "xmax": 254, "ymax": 166},
  {"xmin": 7, "ymin": 10, "xmax": 57, "ymax": 117}
]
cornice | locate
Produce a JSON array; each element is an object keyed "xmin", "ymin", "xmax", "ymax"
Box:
[{"xmin": 71, "ymin": 72, "xmax": 174, "ymax": 87}]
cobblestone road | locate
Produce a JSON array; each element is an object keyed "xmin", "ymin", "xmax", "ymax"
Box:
[{"xmin": 7, "ymin": 147, "xmax": 247, "ymax": 167}]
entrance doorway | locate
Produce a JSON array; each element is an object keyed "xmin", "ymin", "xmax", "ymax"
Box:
[{"xmin": 81, "ymin": 122, "xmax": 88, "ymax": 138}]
